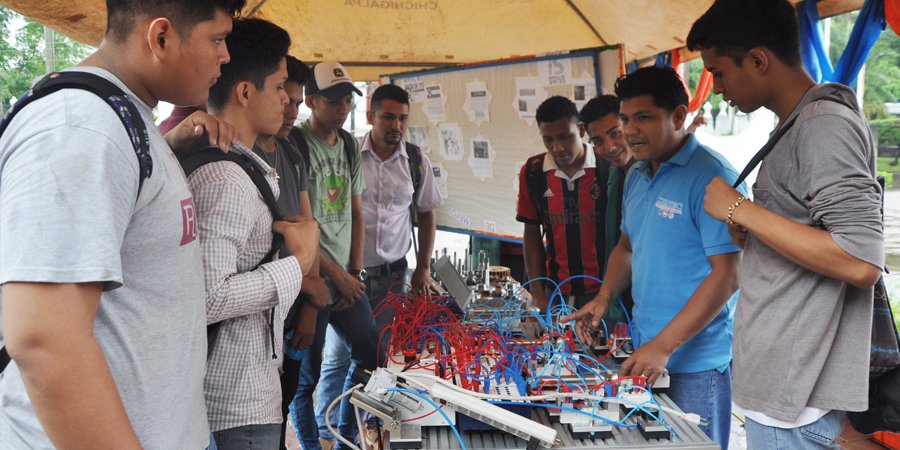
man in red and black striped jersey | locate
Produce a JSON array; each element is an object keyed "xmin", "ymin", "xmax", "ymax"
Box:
[{"xmin": 517, "ymin": 96, "xmax": 612, "ymax": 313}]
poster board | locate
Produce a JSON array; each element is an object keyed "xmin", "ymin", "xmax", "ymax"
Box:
[{"xmin": 386, "ymin": 46, "xmax": 621, "ymax": 241}]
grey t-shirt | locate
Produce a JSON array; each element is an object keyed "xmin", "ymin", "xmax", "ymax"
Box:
[
  {"xmin": 0, "ymin": 67, "xmax": 209, "ymax": 449},
  {"xmin": 734, "ymin": 83, "xmax": 883, "ymax": 421},
  {"xmin": 254, "ymin": 138, "xmax": 308, "ymax": 259}
]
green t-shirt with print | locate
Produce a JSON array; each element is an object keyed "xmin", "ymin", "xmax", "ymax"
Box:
[{"xmin": 299, "ymin": 120, "xmax": 365, "ymax": 269}]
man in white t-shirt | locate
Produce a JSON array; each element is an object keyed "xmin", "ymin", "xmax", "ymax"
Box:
[{"xmin": 0, "ymin": 1, "xmax": 247, "ymax": 448}]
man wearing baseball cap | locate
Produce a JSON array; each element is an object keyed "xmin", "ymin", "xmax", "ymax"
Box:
[{"xmin": 287, "ymin": 61, "xmax": 378, "ymax": 450}]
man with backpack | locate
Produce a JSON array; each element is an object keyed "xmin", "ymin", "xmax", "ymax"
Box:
[
  {"xmin": 288, "ymin": 61, "xmax": 379, "ymax": 450},
  {"xmin": 251, "ymin": 54, "xmax": 331, "ymax": 450},
  {"xmin": 185, "ymin": 18, "xmax": 319, "ymax": 448},
  {"xmin": 516, "ymin": 96, "xmax": 615, "ymax": 313},
  {"xmin": 0, "ymin": 1, "xmax": 245, "ymax": 448},
  {"xmin": 315, "ymin": 83, "xmax": 442, "ymax": 448},
  {"xmin": 687, "ymin": 1, "xmax": 884, "ymax": 447}
]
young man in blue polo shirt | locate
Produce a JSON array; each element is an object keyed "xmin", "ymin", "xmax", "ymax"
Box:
[{"xmin": 563, "ymin": 66, "xmax": 745, "ymax": 450}]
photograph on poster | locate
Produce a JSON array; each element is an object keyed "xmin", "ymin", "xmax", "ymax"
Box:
[
  {"xmin": 439, "ymin": 123, "xmax": 463, "ymax": 160},
  {"xmin": 407, "ymin": 126, "xmax": 430, "ymax": 152},
  {"xmin": 473, "ymin": 140, "xmax": 489, "ymax": 159}
]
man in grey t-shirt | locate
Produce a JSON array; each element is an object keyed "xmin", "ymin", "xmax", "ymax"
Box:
[
  {"xmin": 0, "ymin": 1, "xmax": 245, "ymax": 449},
  {"xmin": 688, "ymin": 1, "xmax": 883, "ymax": 448}
]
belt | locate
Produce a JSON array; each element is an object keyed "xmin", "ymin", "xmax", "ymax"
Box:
[{"xmin": 365, "ymin": 258, "xmax": 408, "ymax": 277}]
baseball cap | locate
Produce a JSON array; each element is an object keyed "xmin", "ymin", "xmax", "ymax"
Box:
[{"xmin": 306, "ymin": 61, "xmax": 363, "ymax": 100}]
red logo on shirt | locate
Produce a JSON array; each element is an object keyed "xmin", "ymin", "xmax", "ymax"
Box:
[{"xmin": 180, "ymin": 197, "xmax": 198, "ymax": 245}]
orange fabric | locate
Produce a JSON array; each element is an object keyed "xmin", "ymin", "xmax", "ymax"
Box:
[
  {"xmin": 873, "ymin": 431, "xmax": 900, "ymax": 449},
  {"xmin": 687, "ymin": 68, "xmax": 713, "ymax": 113},
  {"xmin": 888, "ymin": 0, "xmax": 900, "ymax": 36}
]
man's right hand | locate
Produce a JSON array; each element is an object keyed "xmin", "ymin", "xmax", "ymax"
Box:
[
  {"xmin": 333, "ymin": 270, "xmax": 365, "ymax": 307},
  {"xmin": 273, "ymin": 216, "xmax": 319, "ymax": 274},
  {"xmin": 560, "ymin": 295, "xmax": 610, "ymax": 344},
  {"xmin": 289, "ymin": 302, "xmax": 318, "ymax": 349}
]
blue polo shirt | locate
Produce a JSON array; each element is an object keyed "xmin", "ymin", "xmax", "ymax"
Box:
[{"xmin": 621, "ymin": 134, "xmax": 746, "ymax": 374}]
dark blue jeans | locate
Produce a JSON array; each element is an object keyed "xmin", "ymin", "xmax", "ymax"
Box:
[
  {"xmin": 667, "ymin": 365, "xmax": 732, "ymax": 450},
  {"xmin": 212, "ymin": 424, "xmax": 281, "ymax": 450},
  {"xmin": 288, "ymin": 294, "xmax": 378, "ymax": 450},
  {"xmin": 315, "ymin": 268, "xmax": 408, "ymax": 441}
]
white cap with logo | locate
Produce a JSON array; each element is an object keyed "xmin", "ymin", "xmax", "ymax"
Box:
[{"xmin": 306, "ymin": 61, "xmax": 363, "ymax": 100}]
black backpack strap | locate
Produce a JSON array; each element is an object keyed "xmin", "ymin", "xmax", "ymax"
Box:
[
  {"xmin": 180, "ymin": 147, "xmax": 284, "ymax": 241},
  {"xmin": 293, "ymin": 129, "xmax": 312, "ymax": 170},
  {"xmin": 732, "ymin": 115, "xmax": 800, "ymax": 188},
  {"xmin": 279, "ymin": 138, "xmax": 306, "ymax": 183},
  {"xmin": 733, "ymin": 96, "xmax": 854, "ymax": 188},
  {"xmin": 518, "ymin": 155, "xmax": 548, "ymax": 228},
  {"xmin": 336, "ymin": 127, "xmax": 358, "ymax": 170},
  {"xmin": 0, "ymin": 71, "xmax": 153, "ymax": 375},
  {"xmin": 0, "ymin": 347, "xmax": 8, "ymax": 374},
  {"xmin": 0, "ymin": 71, "xmax": 152, "ymax": 194},
  {"xmin": 405, "ymin": 142, "xmax": 424, "ymax": 195},
  {"xmin": 179, "ymin": 148, "xmax": 286, "ymax": 358},
  {"xmin": 404, "ymin": 142, "xmax": 424, "ymax": 252},
  {"xmin": 292, "ymin": 127, "xmax": 357, "ymax": 175}
]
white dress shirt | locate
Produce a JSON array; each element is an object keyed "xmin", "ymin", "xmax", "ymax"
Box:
[{"xmin": 359, "ymin": 132, "xmax": 442, "ymax": 268}]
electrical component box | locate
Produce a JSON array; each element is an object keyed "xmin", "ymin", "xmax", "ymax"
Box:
[{"xmin": 456, "ymin": 382, "xmax": 532, "ymax": 431}]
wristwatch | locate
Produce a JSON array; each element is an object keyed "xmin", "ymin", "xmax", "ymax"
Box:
[{"xmin": 349, "ymin": 268, "xmax": 367, "ymax": 282}]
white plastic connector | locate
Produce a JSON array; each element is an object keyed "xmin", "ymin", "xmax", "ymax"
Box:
[
  {"xmin": 619, "ymin": 391, "xmax": 652, "ymax": 407},
  {"xmin": 682, "ymin": 413, "xmax": 707, "ymax": 426}
]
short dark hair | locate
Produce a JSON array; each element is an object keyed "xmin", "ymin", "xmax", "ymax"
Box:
[
  {"xmin": 371, "ymin": 84, "xmax": 410, "ymax": 112},
  {"xmin": 536, "ymin": 96, "xmax": 579, "ymax": 125},
  {"xmin": 286, "ymin": 56, "xmax": 311, "ymax": 86},
  {"xmin": 106, "ymin": 0, "xmax": 245, "ymax": 41},
  {"xmin": 686, "ymin": 0, "xmax": 802, "ymax": 67},
  {"xmin": 579, "ymin": 95, "xmax": 620, "ymax": 126},
  {"xmin": 207, "ymin": 18, "xmax": 290, "ymax": 111},
  {"xmin": 614, "ymin": 66, "xmax": 688, "ymax": 112}
]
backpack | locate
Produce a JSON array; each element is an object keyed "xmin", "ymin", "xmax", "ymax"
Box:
[
  {"xmin": 847, "ymin": 176, "xmax": 900, "ymax": 433},
  {"xmin": 289, "ymin": 126, "xmax": 425, "ymax": 227},
  {"xmin": 0, "ymin": 71, "xmax": 153, "ymax": 373},
  {"xmin": 178, "ymin": 148, "xmax": 284, "ymax": 359}
]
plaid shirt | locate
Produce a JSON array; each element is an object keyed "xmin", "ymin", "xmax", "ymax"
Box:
[{"xmin": 187, "ymin": 141, "xmax": 302, "ymax": 432}]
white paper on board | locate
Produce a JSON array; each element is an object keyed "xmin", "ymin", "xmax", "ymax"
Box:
[
  {"xmin": 467, "ymin": 135, "xmax": 495, "ymax": 180},
  {"xmin": 438, "ymin": 123, "xmax": 464, "ymax": 161},
  {"xmin": 407, "ymin": 126, "xmax": 430, "ymax": 153},
  {"xmin": 538, "ymin": 58, "xmax": 572, "ymax": 87},
  {"xmin": 513, "ymin": 76, "xmax": 545, "ymax": 125},
  {"xmin": 573, "ymin": 71, "xmax": 598, "ymax": 110},
  {"xmin": 431, "ymin": 163, "xmax": 449, "ymax": 199},
  {"xmin": 463, "ymin": 80, "xmax": 492, "ymax": 125},
  {"xmin": 424, "ymin": 84, "xmax": 447, "ymax": 123},
  {"xmin": 398, "ymin": 76, "xmax": 426, "ymax": 103}
]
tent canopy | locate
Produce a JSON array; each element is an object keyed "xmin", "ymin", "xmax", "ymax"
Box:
[{"xmin": 2, "ymin": 0, "xmax": 865, "ymax": 80}]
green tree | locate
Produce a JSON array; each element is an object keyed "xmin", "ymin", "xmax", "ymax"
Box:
[
  {"xmin": 830, "ymin": 12, "xmax": 900, "ymax": 119},
  {"xmin": 682, "ymin": 11, "xmax": 900, "ymax": 121},
  {"xmin": 0, "ymin": 6, "xmax": 94, "ymax": 112}
]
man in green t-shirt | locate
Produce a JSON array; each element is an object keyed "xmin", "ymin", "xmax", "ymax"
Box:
[{"xmin": 287, "ymin": 61, "xmax": 377, "ymax": 450}]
